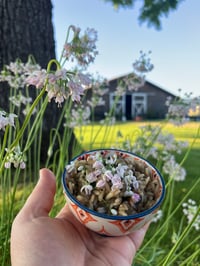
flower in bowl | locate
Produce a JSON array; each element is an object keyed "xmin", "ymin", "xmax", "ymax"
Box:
[{"xmin": 62, "ymin": 149, "xmax": 165, "ymax": 236}]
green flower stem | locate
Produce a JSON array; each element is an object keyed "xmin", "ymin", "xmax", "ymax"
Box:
[
  {"xmin": 0, "ymin": 86, "xmax": 46, "ymax": 174},
  {"xmin": 45, "ymin": 98, "xmax": 73, "ymax": 167},
  {"xmin": 138, "ymin": 176, "xmax": 200, "ymax": 255},
  {"xmin": 0, "ymin": 125, "xmax": 9, "ymax": 162},
  {"xmin": 179, "ymin": 248, "xmax": 200, "ymax": 266},
  {"xmin": 155, "ymin": 178, "xmax": 175, "ymax": 246},
  {"xmin": 59, "ymin": 25, "xmax": 72, "ymax": 65},
  {"xmin": 88, "ymin": 104, "xmax": 96, "ymax": 150},
  {"xmin": 1, "ymin": 168, "xmax": 21, "ymax": 266},
  {"xmin": 11, "ymin": 87, "xmax": 46, "ymax": 148},
  {"xmin": 56, "ymin": 128, "xmax": 72, "ymax": 175},
  {"xmin": 168, "ymin": 234, "xmax": 200, "ymax": 265},
  {"xmin": 0, "ymin": 58, "xmax": 61, "ymax": 174},
  {"xmin": 47, "ymin": 59, "xmax": 61, "ymax": 71},
  {"xmin": 179, "ymin": 125, "xmax": 200, "ymax": 167},
  {"xmin": 23, "ymin": 96, "xmax": 48, "ymax": 152},
  {"xmin": 46, "ymin": 128, "xmax": 62, "ymax": 170},
  {"xmin": 161, "ymin": 204, "xmax": 200, "ymax": 266},
  {"xmin": 87, "ymin": 123, "xmax": 106, "ymax": 149}
]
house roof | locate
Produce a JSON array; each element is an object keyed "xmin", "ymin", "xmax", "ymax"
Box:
[{"xmin": 108, "ymin": 72, "xmax": 177, "ymax": 98}]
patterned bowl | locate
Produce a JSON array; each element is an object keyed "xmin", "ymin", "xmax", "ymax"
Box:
[{"xmin": 62, "ymin": 149, "xmax": 165, "ymax": 236}]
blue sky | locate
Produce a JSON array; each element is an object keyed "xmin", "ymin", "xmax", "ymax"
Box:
[{"xmin": 51, "ymin": 0, "xmax": 200, "ymax": 97}]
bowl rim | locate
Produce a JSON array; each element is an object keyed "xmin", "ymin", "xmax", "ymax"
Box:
[{"xmin": 62, "ymin": 148, "xmax": 166, "ymax": 220}]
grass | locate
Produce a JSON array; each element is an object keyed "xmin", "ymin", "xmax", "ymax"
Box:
[{"xmin": 74, "ymin": 121, "xmax": 200, "ymax": 149}]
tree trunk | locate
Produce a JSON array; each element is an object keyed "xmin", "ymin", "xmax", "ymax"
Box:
[{"xmin": 0, "ymin": 0, "xmax": 55, "ymax": 69}]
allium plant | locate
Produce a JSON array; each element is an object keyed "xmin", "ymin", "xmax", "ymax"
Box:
[
  {"xmin": 0, "ymin": 25, "xmax": 98, "ymax": 172},
  {"xmin": 61, "ymin": 25, "xmax": 98, "ymax": 69},
  {"xmin": 0, "ymin": 110, "xmax": 17, "ymax": 131},
  {"xmin": 116, "ymin": 124, "xmax": 188, "ymax": 183},
  {"xmin": 64, "ymin": 104, "xmax": 91, "ymax": 128},
  {"xmin": 115, "ymin": 51, "xmax": 153, "ymax": 96},
  {"xmin": 182, "ymin": 199, "xmax": 200, "ymax": 231},
  {"xmin": 4, "ymin": 146, "xmax": 26, "ymax": 169}
]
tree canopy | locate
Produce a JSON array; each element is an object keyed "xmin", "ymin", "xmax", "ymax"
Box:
[{"xmin": 103, "ymin": 0, "xmax": 184, "ymax": 29}]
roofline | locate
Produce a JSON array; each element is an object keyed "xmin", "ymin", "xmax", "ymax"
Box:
[{"xmin": 108, "ymin": 73, "xmax": 177, "ymax": 97}]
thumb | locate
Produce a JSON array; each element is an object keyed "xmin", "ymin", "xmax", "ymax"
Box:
[{"xmin": 19, "ymin": 168, "xmax": 56, "ymax": 220}]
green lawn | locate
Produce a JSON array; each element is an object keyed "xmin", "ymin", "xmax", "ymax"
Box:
[{"xmin": 74, "ymin": 121, "xmax": 200, "ymax": 149}]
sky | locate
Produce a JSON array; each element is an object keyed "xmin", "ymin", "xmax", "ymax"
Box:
[{"xmin": 51, "ymin": 0, "xmax": 200, "ymax": 97}]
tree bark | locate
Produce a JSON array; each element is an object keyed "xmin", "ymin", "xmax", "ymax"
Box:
[{"xmin": 0, "ymin": 0, "xmax": 55, "ymax": 69}]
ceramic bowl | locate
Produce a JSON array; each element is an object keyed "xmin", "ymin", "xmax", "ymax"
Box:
[{"xmin": 62, "ymin": 149, "xmax": 165, "ymax": 236}]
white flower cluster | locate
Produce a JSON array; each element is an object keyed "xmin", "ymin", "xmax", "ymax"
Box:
[
  {"xmin": 64, "ymin": 104, "xmax": 91, "ymax": 128},
  {"xmin": 100, "ymin": 114, "xmax": 116, "ymax": 125},
  {"xmin": 87, "ymin": 76, "xmax": 108, "ymax": 108},
  {"xmin": 63, "ymin": 25, "xmax": 98, "ymax": 69},
  {"xmin": 9, "ymin": 93, "xmax": 35, "ymax": 116},
  {"xmin": 119, "ymin": 73, "xmax": 145, "ymax": 94},
  {"xmin": 4, "ymin": 146, "xmax": 26, "ymax": 169},
  {"xmin": 117, "ymin": 124, "xmax": 188, "ymax": 182},
  {"xmin": 115, "ymin": 51, "xmax": 153, "ymax": 95},
  {"xmin": 182, "ymin": 199, "xmax": 200, "ymax": 231},
  {"xmin": 166, "ymin": 94, "xmax": 200, "ymax": 126},
  {"xmin": 151, "ymin": 209, "xmax": 163, "ymax": 223},
  {"xmin": 162, "ymin": 156, "xmax": 186, "ymax": 181},
  {"xmin": 0, "ymin": 60, "xmax": 41, "ymax": 89},
  {"xmin": 0, "ymin": 111, "xmax": 17, "ymax": 131},
  {"xmin": 9, "ymin": 94, "xmax": 32, "ymax": 108},
  {"xmin": 157, "ymin": 132, "xmax": 188, "ymax": 154},
  {"xmin": 132, "ymin": 51, "xmax": 154, "ymax": 74}
]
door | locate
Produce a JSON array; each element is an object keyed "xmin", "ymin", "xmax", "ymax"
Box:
[{"xmin": 132, "ymin": 94, "xmax": 147, "ymax": 118}]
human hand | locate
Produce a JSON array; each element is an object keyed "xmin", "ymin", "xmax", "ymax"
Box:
[{"xmin": 11, "ymin": 168, "xmax": 149, "ymax": 266}]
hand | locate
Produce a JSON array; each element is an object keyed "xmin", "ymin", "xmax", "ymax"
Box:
[{"xmin": 11, "ymin": 168, "xmax": 149, "ymax": 266}]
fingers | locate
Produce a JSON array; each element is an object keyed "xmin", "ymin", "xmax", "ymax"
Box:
[
  {"xmin": 128, "ymin": 222, "xmax": 150, "ymax": 251},
  {"xmin": 18, "ymin": 168, "xmax": 56, "ymax": 220},
  {"xmin": 56, "ymin": 203, "xmax": 70, "ymax": 218},
  {"xmin": 56, "ymin": 203, "xmax": 76, "ymax": 222}
]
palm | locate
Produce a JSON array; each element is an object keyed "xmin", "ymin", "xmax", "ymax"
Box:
[{"xmin": 55, "ymin": 205, "xmax": 139, "ymax": 266}]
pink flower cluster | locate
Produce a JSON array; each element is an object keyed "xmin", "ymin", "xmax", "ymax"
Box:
[
  {"xmin": 63, "ymin": 25, "xmax": 98, "ymax": 68},
  {"xmin": 26, "ymin": 68, "xmax": 92, "ymax": 106},
  {"xmin": 4, "ymin": 146, "xmax": 26, "ymax": 169},
  {"xmin": 0, "ymin": 111, "xmax": 17, "ymax": 131}
]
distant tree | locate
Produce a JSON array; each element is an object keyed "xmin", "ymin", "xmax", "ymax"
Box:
[{"xmin": 103, "ymin": 0, "xmax": 184, "ymax": 29}]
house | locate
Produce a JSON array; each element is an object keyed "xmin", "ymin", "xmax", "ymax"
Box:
[{"xmin": 93, "ymin": 73, "xmax": 176, "ymax": 121}]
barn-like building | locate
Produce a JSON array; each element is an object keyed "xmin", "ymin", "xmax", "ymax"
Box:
[{"xmin": 93, "ymin": 74, "xmax": 176, "ymax": 121}]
